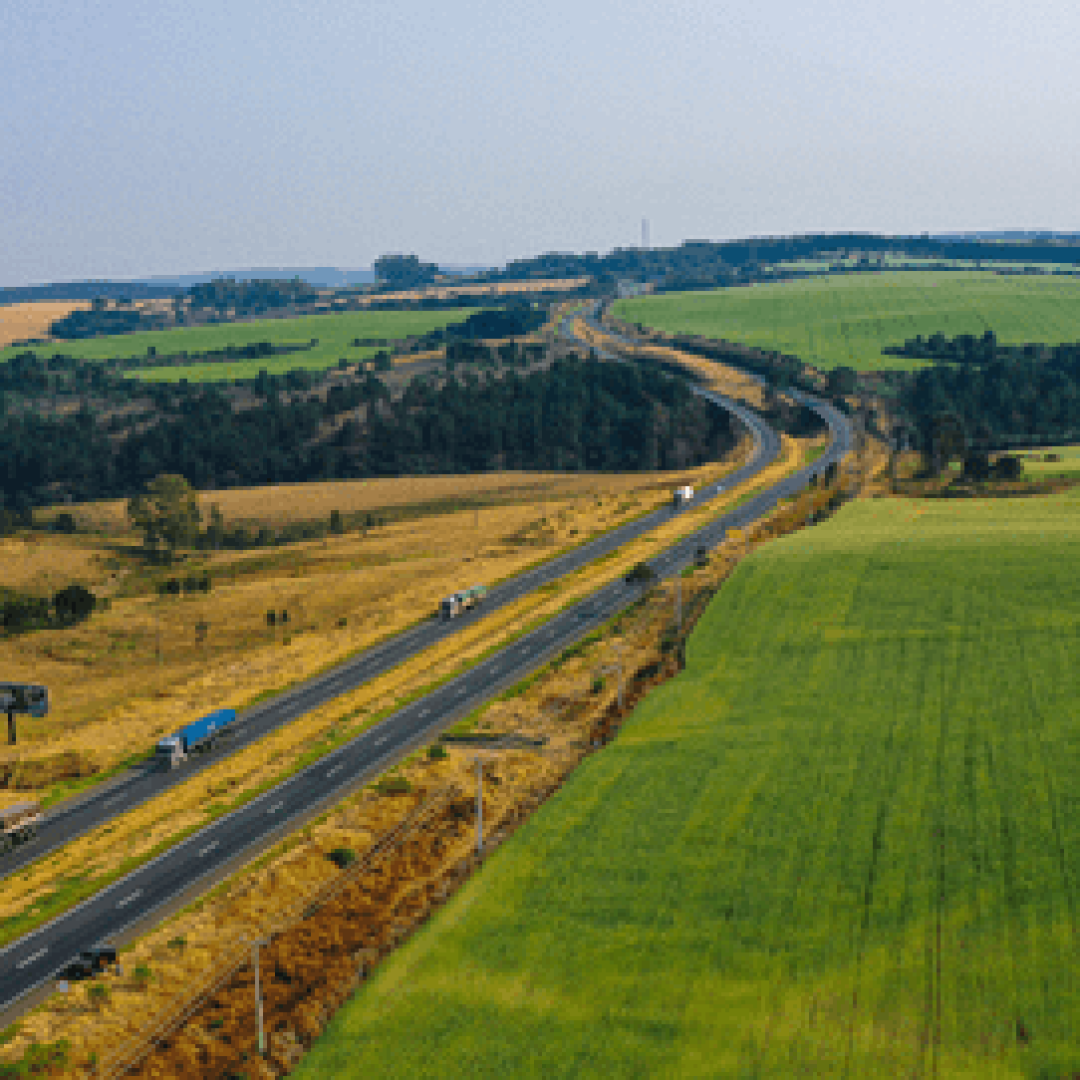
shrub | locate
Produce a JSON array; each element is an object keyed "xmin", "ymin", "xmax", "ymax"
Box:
[
  {"xmin": 377, "ymin": 776, "xmax": 411, "ymax": 795},
  {"xmin": 87, "ymin": 984, "xmax": 110, "ymax": 1007},
  {"xmin": 328, "ymin": 847, "xmax": 357, "ymax": 868},
  {"xmin": 134, "ymin": 964, "xmax": 152, "ymax": 984},
  {"xmin": 167, "ymin": 936, "xmax": 186, "ymax": 951},
  {"xmin": 427, "ymin": 744, "xmax": 448, "ymax": 760},
  {"xmin": 625, "ymin": 561, "xmax": 656, "ymax": 585}
]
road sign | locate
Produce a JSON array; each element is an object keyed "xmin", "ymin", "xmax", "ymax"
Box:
[{"xmin": 1, "ymin": 683, "xmax": 49, "ymax": 744}]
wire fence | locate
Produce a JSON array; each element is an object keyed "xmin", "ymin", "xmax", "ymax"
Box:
[{"xmin": 96, "ymin": 782, "xmax": 461, "ymax": 1079}]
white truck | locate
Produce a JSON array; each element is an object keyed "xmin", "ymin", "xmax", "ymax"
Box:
[
  {"xmin": 0, "ymin": 800, "xmax": 42, "ymax": 853},
  {"xmin": 440, "ymin": 584, "xmax": 488, "ymax": 620},
  {"xmin": 672, "ymin": 485, "xmax": 695, "ymax": 508}
]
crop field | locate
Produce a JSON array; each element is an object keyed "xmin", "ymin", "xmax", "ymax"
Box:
[
  {"xmin": 0, "ymin": 306, "xmax": 485, "ymax": 371},
  {"xmin": 0, "ymin": 300, "xmax": 90, "ymax": 348},
  {"xmin": 616, "ymin": 270, "xmax": 1080, "ymax": 371},
  {"xmin": 1017, "ymin": 444, "xmax": 1080, "ymax": 479},
  {"xmin": 293, "ymin": 491, "xmax": 1080, "ymax": 1078}
]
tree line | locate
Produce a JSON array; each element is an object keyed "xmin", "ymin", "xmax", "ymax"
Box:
[
  {"xmin": 888, "ymin": 333, "xmax": 1080, "ymax": 455},
  {"xmin": 0, "ymin": 353, "xmax": 736, "ymax": 515}
]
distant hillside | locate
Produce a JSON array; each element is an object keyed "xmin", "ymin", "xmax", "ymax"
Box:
[{"xmin": 0, "ymin": 264, "xmax": 493, "ymax": 305}]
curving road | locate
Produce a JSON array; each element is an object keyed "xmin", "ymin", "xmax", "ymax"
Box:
[{"xmin": 0, "ymin": 309, "xmax": 852, "ymax": 1022}]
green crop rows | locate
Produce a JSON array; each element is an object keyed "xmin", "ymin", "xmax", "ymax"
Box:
[
  {"xmin": 0, "ymin": 307, "xmax": 485, "ymax": 381},
  {"xmin": 293, "ymin": 491, "xmax": 1080, "ymax": 1078},
  {"xmin": 615, "ymin": 270, "xmax": 1080, "ymax": 371}
]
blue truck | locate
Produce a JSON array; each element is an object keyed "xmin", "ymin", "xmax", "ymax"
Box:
[{"xmin": 155, "ymin": 708, "xmax": 238, "ymax": 770}]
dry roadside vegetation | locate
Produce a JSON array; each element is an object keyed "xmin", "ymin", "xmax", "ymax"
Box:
[
  {"xmin": 0, "ymin": 439, "xmax": 860, "ymax": 1078},
  {"xmin": 0, "ymin": 302, "xmax": 89, "ymax": 349}
]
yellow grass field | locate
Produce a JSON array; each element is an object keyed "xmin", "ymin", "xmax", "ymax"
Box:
[
  {"xmin": 41, "ymin": 470, "xmax": 702, "ymax": 533},
  {"xmin": 0, "ymin": 301, "xmax": 89, "ymax": 348}
]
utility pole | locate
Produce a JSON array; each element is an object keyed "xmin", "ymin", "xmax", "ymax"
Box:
[{"xmin": 250, "ymin": 937, "xmax": 268, "ymax": 1055}]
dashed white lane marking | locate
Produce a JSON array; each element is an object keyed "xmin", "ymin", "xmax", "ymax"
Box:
[
  {"xmin": 17, "ymin": 947, "xmax": 47, "ymax": 969},
  {"xmin": 104, "ymin": 793, "xmax": 124, "ymax": 807},
  {"xmin": 117, "ymin": 889, "xmax": 142, "ymax": 909},
  {"xmin": 267, "ymin": 801, "xmax": 284, "ymax": 815},
  {"xmin": 375, "ymin": 734, "xmax": 389, "ymax": 746},
  {"xmin": 199, "ymin": 840, "xmax": 219, "ymax": 857},
  {"xmin": 327, "ymin": 763, "xmax": 345, "ymax": 778}
]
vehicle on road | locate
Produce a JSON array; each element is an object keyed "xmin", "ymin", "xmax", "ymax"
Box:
[
  {"xmin": 0, "ymin": 801, "xmax": 41, "ymax": 853},
  {"xmin": 155, "ymin": 708, "xmax": 238, "ymax": 770},
  {"xmin": 672, "ymin": 484, "xmax": 695, "ymax": 508},
  {"xmin": 440, "ymin": 584, "xmax": 488, "ymax": 620},
  {"xmin": 61, "ymin": 946, "xmax": 117, "ymax": 981}
]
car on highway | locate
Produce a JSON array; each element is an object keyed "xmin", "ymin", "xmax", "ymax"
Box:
[{"xmin": 61, "ymin": 945, "xmax": 117, "ymax": 981}]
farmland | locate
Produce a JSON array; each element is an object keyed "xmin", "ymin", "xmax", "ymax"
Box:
[
  {"xmin": 0, "ymin": 301, "xmax": 90, "ymax": 349},
  {"xmin": 0, "ymin": 306, "xmax": 487, "ymax": 375},
  {"xmin": 293, "ymin": 490, "xmax": 1080, "ymax": 1078},
  {"xmin": 616, "ymin": 270, "xmax": 1080, "ymax": 371}
]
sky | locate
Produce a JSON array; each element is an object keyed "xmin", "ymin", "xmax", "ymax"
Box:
[{"xmin": 4, "ymin": 0, "xmax": 1080, "ymax": 286}]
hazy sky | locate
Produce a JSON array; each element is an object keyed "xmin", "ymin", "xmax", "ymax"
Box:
[{"xmin": 4, "ymin": 0, "xmax": 1080, "ymax": 285}]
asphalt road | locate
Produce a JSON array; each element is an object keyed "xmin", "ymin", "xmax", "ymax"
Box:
[{"xmin": 0, "ymin": 310, "xmax": 851, "ymax": 1019}]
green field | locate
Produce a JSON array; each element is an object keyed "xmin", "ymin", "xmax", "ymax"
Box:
[
  {"xmin": 0, "ymin": 307, "xmax": 483, "ymax": 378},
  {"xmin": 123, "ymin": 347, "xmax": 385, "ymax": 383},
  {"xmin": 295, "ymin": 492, "xmax": 1080, "ymax": 1078},
  {"xmin": 616, "ymin": 271, "xmax": 1080, "ymax": 371},
  {"xmin": 1018, "ymin": 445, "xmax": 1080, "ymax": 479}
]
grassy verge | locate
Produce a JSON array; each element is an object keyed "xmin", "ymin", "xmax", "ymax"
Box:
[{"xmin": 292, "ymin": 489, "xmax": 1080, "ymax": 1079}]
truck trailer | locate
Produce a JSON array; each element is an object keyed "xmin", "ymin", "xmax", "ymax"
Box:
[
  {"xmin": 439, "ymin": 584, "xmax": 488, "ymax": 620},
  {"xmin": 0, "ymin": 800, "xmax": 41, "ymax": 853},
  {"xmin": 155, "ymin": 708, "xmax": 238, "ymax": 770}
]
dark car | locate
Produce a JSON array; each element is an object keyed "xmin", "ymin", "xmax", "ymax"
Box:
[{"xmin": 62, "ymin": 946, "xmax": 117, "ymax": 980}]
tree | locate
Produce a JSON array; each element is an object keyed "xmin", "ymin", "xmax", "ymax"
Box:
[
  {"xmin": 127, "ymin": 474, "xmax": 202, "ymax": 561},
  {"xmin": 373, "ymin": 253, "xmax": 440, "ymax": 289},
  {"xmin": 53, "ymin": 584, "xmax": 97, "ymax": 625}
]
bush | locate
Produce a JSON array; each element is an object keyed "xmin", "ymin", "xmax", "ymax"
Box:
[
  {"xmin": 328, "ymin": 847, "xmax": 357, "ymax": 868},
  {"xmin": 51, "ymin": 512, "xmax": 78, "ymax": 533},
  {"xmin": 134, "ymin": 964, "xmax": 152, "ymax": 984},
  {"xmin": 427, "ymin": 744, "xmax": 448, "ymax": 760},
  {"xmin": 625, "ymin": 561, "xmax": 656, "ymax": 585},
  {"xmin": 167, "ymin": 936, "xmax": 186, "ymax": 951},
  {"xmin": 87, "ymin": 984, "xmax": 110, "ymax": 1007},
  {"xmin": 377, "ymin": 776, "xmax": 411, "ymax": 795}
]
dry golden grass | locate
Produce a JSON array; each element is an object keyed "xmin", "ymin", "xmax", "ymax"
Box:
[
  {"xmin": 356, "ymin": 277, "xmax": 590, "ymax": 305},
  {"xmin": 572, "ymin": 315, "xmax": 769, "ymax": 407},
  {"xmin": 41, "ymin": 468, "xmax": 721, "ymax": 533},
  {"xmin": 0, "ymin": 535, "xmax": 112, "ymax": 591},
  {"xmin": 0, "ymin": 301, "xmax": 89, "ymax": 348}
]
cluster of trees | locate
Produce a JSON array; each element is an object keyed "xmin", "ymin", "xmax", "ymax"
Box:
[
  {"xmin": 49, "ymin": 298, "xmax": 168, "ymax": 340},
  {"xmin": 184, "ymin": 277, "xmax": 318, "ymax": 315},
  {"xmin": 884, "ymin": 330, "xmax": 1003, "ymax": 364},
  {"xmin": 373, "ymin": 254, "xmax": 442, "ymax": 290},
  {"xmin": 350, "ymin": 356, "xmax": 737, "ymax": 475},
  {"xmin": 0, "ymin": 584, "xmax": 98, "ymax": 636},
  {"xmin": 0, "ymin": 352, "xmax": 735, "ymax": 512},
  {"xmin": 891, "ymin": 333, "xmax": 1080, "ymax": 455}
]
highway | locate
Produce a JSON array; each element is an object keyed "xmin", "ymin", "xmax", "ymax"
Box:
[{"xmin": 0, "ymin": 309, "xmax": 852, "ymax": 1019}]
